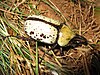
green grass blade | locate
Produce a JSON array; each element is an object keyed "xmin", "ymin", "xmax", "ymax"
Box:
[{"xmin": 35, "ymin": 42, "xmax": 39, "ymax": 75}]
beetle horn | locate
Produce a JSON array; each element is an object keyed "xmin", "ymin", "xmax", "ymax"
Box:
[{"xmin": 67, "ymin": 34, "xmax": 88, "ymax": 48}]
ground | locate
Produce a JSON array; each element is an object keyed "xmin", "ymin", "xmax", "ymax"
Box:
[{"xmin": 0, "ymin": 0, "xmax": 100, "ymax": 75}]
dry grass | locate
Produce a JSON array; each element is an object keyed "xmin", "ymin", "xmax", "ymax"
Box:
[{"xmin": 0, "ymin": 0, "xmax": 100, "ymax": 75}]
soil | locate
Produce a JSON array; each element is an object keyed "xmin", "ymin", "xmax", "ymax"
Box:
[{"xmin": 0, "ymin": 0, "xmax": 100, "ymax": 75}]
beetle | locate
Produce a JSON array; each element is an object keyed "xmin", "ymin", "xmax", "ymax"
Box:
[{"xmin": 24, "ymin": 15, "xmax": 88, "ymax": 49}]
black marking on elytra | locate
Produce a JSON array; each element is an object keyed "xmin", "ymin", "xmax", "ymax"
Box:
[
  {"xmin": 43, "ymin": 35, "xmax": 46, "ymax": 39},
  {"xmin": 40, "ymin": 33, "xmax": 44, "ymax": 37},
  {"xmin": 54, "ymin": 29, "xmax": 56, "ymax": 31},
  {"xmin": 30, "ymin": 31, "xmax": 34, "ymax": 35},
  {"xmin": 24, "ymin": 28, "xmax": 27, "ymax": 30},
  {"xmin": 26, "ymin": 17, "xmax": 60, "ymax": 28},
  {"xmin": 52, "ymin": 37, "xmax": 55, "ymax": 39},
  {"xmin": 50, "ymin": 41, "xmax": 53, "ymax": 43},
  {"xmin": 53, "ymin": 35, "xmax": 55, "ymax": 36},
  {"xmin": 34, "ymin": 36, "xmax": 36, "ymax": 38},
  {"xmin": 29, "ymin": 22, "xmax": 31, "ymax": 25},
  {"xmin": 36, "ymin": 34, "xmax": 38, "ymax": 36},
  {"xmin": 25, "ymin": 22, "xmax": 27, "ymax": 25},
  {"xmin": 49, "ymin": 35, "xmax": 52, "ymax": 37},
  {"xmin": 47, "ymin": 36, "xmax": 49, "ymax": 38},
  {"xmin": 37, "ymin": 38, "xmax": 41, "ymax": 40}
]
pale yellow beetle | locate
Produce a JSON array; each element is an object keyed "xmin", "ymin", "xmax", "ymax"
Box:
[{"xmin": 24, "ymin": 15, "xmax": 87, "ymax": 48}]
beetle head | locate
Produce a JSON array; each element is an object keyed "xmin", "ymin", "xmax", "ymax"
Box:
[{"xmin": 67, "ymin": 34, "xmax": 88, "ymax": 48}]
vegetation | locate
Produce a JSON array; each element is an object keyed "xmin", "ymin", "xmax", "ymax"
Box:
[{"xmin": 0, "ymin": 0, "xmax": 100, "ymax": 75}]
